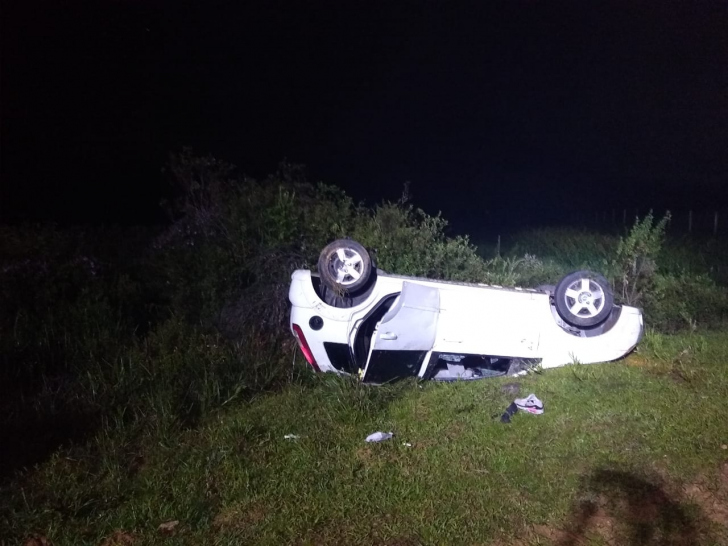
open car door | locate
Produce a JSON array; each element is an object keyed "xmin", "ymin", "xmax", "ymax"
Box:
[{"xmin": 361, "ymin": 281, "xmax": 439, "ymax": 384}]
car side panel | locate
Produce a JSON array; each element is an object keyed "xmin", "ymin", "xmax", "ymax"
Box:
[
  {"xmin": 433, "ymin": 288, "xmax": 543, "ymax": 358},
  {"xmin": 538, "ymin": 304, "xmax": 643, "ymax": 367}
]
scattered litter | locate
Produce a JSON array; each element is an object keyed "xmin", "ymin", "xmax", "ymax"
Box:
[
  {"xmin": 284, "ymin": 434, "xmax": 300, "ymax": 440},
  {"xmin": 500, "ymin": 402, "xmax": 518, "ymax": 423},
  {"xmin": 366, "ymin": 431, "xmax": 393, "ymax": 443},
  {"xmin": 722, "ymin": 444, "xmax": 727, "ymax": 450},
  {"xmin": 500, "ymin": 393, "xmax": 544, "ymax": 423},
  {"xmin": 432, "ymin": 359, "xmax": 509, "ymax": 381},
  {"xmin": 403, "ymin": 442, "xmax": 412, "ymax": 447},
  {"xmin": 158, "ymin": 520, "xmax": 180, "ymax": 535}
]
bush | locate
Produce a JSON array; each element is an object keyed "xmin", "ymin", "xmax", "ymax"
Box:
[
  {"xmin": 1, "ymin": 152, "xmax": 509, "ymax": 444},
  {"xmin": 645, "ymin": 273, "xmax": 728, "ymax": 332},
  {"xmin": 613, "ymin": 211, "xmax": 671, "ymax": 306}
]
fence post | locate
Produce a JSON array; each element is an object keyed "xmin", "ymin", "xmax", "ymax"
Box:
[
  {"xmin": 714, "ymin": 212, "xmax": 719, "ymax": 237},
  {"xmin": 688, "ymin": 210, "xmax": 693, "ymax": 234}
]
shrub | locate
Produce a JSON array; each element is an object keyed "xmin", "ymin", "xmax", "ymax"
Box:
[
  {"xmin": 349, "ymin": 202, "xmax": 491, "ymax": 282},
  {"xmin": 3, "ymin": 151, "xmax": 515, "ymax": 445},
  {"xmin": 613, "ymin": 211, "xmax": 671, "ymax": 306},
  {"xmin": 645, "ymin": 273, "xmax": 728, "ymax": 332}
]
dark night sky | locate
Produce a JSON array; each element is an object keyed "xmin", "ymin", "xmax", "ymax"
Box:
[{"xmin": 2, "ymin": 1, "xmax": 727, "ymax": 231}]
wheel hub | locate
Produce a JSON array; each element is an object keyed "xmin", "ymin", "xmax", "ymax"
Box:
[
  {"xmin": 563, "ymin": 277, "xmax": 606, "ymax": 319},
  {"xmin": 332, "ymin": 248, "xmax": 364, "ymax": 286}
]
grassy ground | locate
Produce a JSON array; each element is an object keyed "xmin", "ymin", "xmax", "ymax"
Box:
[{"xmin": 3, "ymin": 331, "xmax": 728, "ymax": 545}]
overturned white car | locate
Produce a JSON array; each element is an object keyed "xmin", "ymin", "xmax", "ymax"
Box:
[{"xmin": 289, "ymin": 239, "xmax": 643, "ymax": 384}]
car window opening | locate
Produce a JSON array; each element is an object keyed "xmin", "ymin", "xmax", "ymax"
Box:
[{"xmin": 426, "ymin": 353, "xmax": 512, "ymax": 381}]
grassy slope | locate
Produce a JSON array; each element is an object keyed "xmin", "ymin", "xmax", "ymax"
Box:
[{"xmin": 3, "ymin": 333, "xmax": 728, "ymax": 545}]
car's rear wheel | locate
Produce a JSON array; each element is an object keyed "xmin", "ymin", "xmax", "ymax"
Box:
[
  {"xmin": 317, "ymin": 239, "xmax": 373, "ymax": 293},
  {"xmin": 554, "ymin": 270, "xmax": 614, "ymax": 328}
]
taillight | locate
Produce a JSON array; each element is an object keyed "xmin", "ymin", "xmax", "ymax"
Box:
[{"xmin": 291, "ymin": 323, "xmax": 320, "ymax": 372}]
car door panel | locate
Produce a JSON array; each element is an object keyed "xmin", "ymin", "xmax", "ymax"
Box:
[
  {"xmin": 435, "ymin": 288, "xmax": 540, "ymax": 357},
  {"xmin": 362, "ymin": 282, "xmax": 439, "ymax": 383}
]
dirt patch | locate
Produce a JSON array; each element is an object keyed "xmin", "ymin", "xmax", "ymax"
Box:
[
  {"xmin": 535, "ymin": 469, "xmax": 706, "ymax": 545},
  {"xmin": 682, "ymin": 462, "xmax": 728, "ymax": 528},
  {"xmin": 683, "ymin": 484, "xmax": 728, "ymax": 526},
  {"xmin": 624, "ymin": 354, "xmax": 652, "ymax": 368}
]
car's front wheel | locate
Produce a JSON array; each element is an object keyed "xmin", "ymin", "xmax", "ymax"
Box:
[
  {"xmin": 554, "ymin": 270, "xmax": 614, "ymax": 328},
  {"xmin": 317, "ymin": 239, "xmax": 373, "ymax": 293}
]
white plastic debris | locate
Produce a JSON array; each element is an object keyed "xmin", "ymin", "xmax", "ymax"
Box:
[
  {"xmin": 284, "ymin": 434, "xmax": 300, "ymax": 440},
  {"xmin": 402, "ymin": 442, "xmax": 412, "ymax": 447},
  {"xmin": 365, "ymin": 431, "xmax": 393, "ymax": 443},
  {"xmin": 158, "ymin": 520, "xmax": 180, "ymax": 535}
]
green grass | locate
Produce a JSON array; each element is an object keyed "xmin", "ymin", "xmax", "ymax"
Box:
[{"xmin": 3, "ymin": 332, "xmax": 728, "ymax": 545}]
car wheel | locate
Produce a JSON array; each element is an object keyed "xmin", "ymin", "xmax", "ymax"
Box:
[
  {"xmin": 317, "ymin": 239, "xmax": 372, "ymax": 293},
  {"xmin": 554, "ymin": 270, "xmax": 614, "ymax": 328}
]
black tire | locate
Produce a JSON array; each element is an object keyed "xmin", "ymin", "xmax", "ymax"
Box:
[
  {"xmin": 554, "ymin": 270, "xmax": 614, "ymax": 328},
  {"xmin": 317, "ymin": 239, "xmax": 372, "ymax": 293}
]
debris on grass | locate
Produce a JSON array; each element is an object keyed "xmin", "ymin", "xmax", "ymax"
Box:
[
  {"xmin": 284, "ymin": 434, "xmax": 300, "ymax": 440},
  {"xmin": 157, "ymin": 520, "xmax": 180, "ymax": 535},
  {"xmin": 515, "ymin": 394, "xmax": 544, "ymax": 414},
  {"xmin": 500, "ymin": 394, "xmax": 544, "ymax": 423},
  {"xmin": 365, "ymin": 431, "xmax": 393, "ymax": 443}
]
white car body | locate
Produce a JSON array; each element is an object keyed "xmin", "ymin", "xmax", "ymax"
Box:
[{"xmin": 289, "ymin": 269, "xmax": 643, "ymax": 383}]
